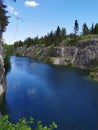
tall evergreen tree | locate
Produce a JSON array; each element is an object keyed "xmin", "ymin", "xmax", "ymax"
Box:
[
  {"xmin": 48, "ymin": 31, "xmax": 54, "ymax": 45},
  {"xmin": 82, "ymin": 23, "xmax": 89, "ymax": 35},
  {"xmin": 61, "ymin": 27, "xmax": 66, "ymax": 40},
  {"xmin": 0, "ymin": 0, "xmax": 9, "ymax": 38},
  {"xmin": 90, "ymin": 23, "xmax": 94, "ymax": 34},
  {"xmin": 94, "ymin": 23, "xmax": 98, "ymax": 34},
  {"xmin": 0, "ymin": 0, "xmax": 16, "ymax": 39},
  {"xmin": 55, "ymin": 26, "xmax": 61, "ymax": 45},
  {"xmin": 74, "ymin": 20, "xmax": 79, "ymax": 35}
]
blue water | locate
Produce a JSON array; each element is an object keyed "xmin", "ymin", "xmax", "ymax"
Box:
[{"xmin": 2, "ymin": 56, "xmax": 98, "ymax": 130}]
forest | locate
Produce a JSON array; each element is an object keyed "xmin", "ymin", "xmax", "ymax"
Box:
[{"xmin": 14, "ymin": 21, "xmax": 98, "ymax": 48}]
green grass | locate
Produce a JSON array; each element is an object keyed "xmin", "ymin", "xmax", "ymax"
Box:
[
  {"xmin": 62, "ymin": 34, "xmax": 98, "ymax": 44},
  {"xmin": 78, "ymin": 34, "xmax": 98, "ymax": 41}
]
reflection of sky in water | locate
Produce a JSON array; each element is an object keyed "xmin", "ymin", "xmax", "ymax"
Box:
[
  {"xmin": 5, "ymin": 56, "xmax": 98, "ymax": 130},
  {"xmin": 27, "ymin": 88, "xmax": 37, "ymax": 96}
]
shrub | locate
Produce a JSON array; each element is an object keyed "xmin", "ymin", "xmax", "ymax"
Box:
[
  {"xmin": 0, "ymin": 115, "xmax": 57, "ymax": 130},
  {"xmin": 90, "ymin": 72, "xmax": 95, "ymax": 78}
]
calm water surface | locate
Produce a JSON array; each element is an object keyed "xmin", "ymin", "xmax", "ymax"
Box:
[{"xmin": 1, "ymin": 56, "xmax": 98, "ymax": 130}]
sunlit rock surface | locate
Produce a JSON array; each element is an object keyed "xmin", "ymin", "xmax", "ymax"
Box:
[
  {"xmin": 0, "ymin": 40, "xmax": 6, "ymax": 95},
  {"xmin": 14, "ymin": 39, "xmax": 98, "ymax": 68}
]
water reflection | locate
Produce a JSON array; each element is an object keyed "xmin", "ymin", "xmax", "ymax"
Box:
[
  {"xmin": 4, "ymin": 62, "xmax": 11, "ymax": 75},
  {"xmin": 4, "ymin": 56, "xmax": 98, "ymax": 130},
  {"xmin": 27, "ymin": 88, "xmax": 37, "ymax": 96}
]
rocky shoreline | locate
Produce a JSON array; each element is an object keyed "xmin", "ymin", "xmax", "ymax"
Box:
[
  {"xmin": 1, "ymin": 38, "xmax": 98, "ymax": 95},
  {"xmin": 13, "ymin": 38, "xmax": 98, "ymax": 81}
]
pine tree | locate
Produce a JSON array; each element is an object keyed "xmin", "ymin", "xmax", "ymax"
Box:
[
  {"xmin": 48, "ymin": 31, "xmax": 54, "ymax": 45},
  {"xmin": 0, "ymin": 0, "xmax": 9, "ymax": 38},
  {"xmin": 74, "ymin": 20, "xmax": 79, "ymax": 35},
  {"xmin": 61, "ymin": 27, "xmax": 66, "ymax": 40},
  {"xmin": 82, "ymin": 23, "xmax": 89, "ymax": 35},
  {"xmin": 90, "ymin": 23, "xmax": 94, "ymax": 34},
  {"xmin": 55, "ymin": 26, "xmax": 61, "ymax": 45},
  {"xmin": 94, "ymin": 23, "xmax": 98, "ymax": 34}
]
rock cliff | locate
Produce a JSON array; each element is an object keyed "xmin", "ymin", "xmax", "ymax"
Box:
[
  {"xmin": 51, "ymin": 39, "xmax": 98, "ymax": 68},
  {"xmin": 0, "ymin": 40, "xmax": 6, "ymax": 95},
  {"xmin": 14, "ymin": 38, "xmax": 98, "ymax": 69}
]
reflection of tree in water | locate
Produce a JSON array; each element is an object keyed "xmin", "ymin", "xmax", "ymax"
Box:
[{"xmin": 0, "ymin": 93, "xmax": 7, "ymax": 115}]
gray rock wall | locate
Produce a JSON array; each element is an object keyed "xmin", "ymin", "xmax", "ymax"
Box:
[
  {"xmin": 14, "ymin": 39, "xmax": 98, "ymax": 68},
  {"xmin": 52, "ymin": 39, "xmax": 98, "ymax": 68},
  {"xmin": 0, "ymin": 40, "xmax": 6, "ymax": 95}
]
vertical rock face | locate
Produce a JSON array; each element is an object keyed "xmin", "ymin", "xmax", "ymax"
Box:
[
  {"xmin": 51, "ymin": 39, "xmax": 98, "ymax": 68},
  {"xmin": 0, "ymin": 40, "xmax": 6, "ymax": 95},
  {"xmin": 14, "ymin": 39, "xmax": 98, "ymax": 68}
]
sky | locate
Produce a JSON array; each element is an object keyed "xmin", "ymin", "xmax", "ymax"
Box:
[{"xmin": 3, "ymin": 0, "xmax": 98, "ymax": 44}]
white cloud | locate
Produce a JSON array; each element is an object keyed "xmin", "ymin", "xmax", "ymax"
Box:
[
  {"xmin": 25, "ymin": 1, "xmax": 39, "ymax": 7},
  {"xmin": 7, "ymin": 6, "xmax": 18, "ymax": 16},
  {"xmin": 27, "ymin": 88, "xmax": 37, "ymax": 96}
]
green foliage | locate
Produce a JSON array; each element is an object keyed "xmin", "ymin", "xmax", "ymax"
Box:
[
  {"xmin": 13, "ymin": 20, "xmax": 98, "ymax": 49},
  {"xmin": 35, "ymin": 121, "xmax": 57, "ymax": 130},
  {"xmin": 90, "ymin": 23, "xmax": 94, "ymax": 34},
  {"xmin": 91, "ymin": 66, "xmax": 98, "ymax": 72},
  {"xmin": 8, "ymin": 20, "xmax": 98, "ymax": 50},
  {"xmin": 0, "ymin": 115, "xmax": 33, "ymax": 130},
  {"xmin": 54, "ymin": 26, "xmax": 62, "ymax": 46},
  {"xmin": 78, "ymin": 34, "xmax": 98, "ymax": 42},
  {"xmin": 94, "ymin": 23, "xmax": 98, "ymax": 34},
  {"xmin": 61, "ymin": 27, "xmax": 66, "ymax": 40},
  {"xmin": 82, "ymin": 23, "xmax": 90, "ymax": 35},
  {"xmin": 67, "ymin": 34, "xmax": 80, "ymax": 46},
  {"xmin": 62, "ymin": 37, "xmax": 71, "ymax": 44},
  {"xmin": 14, "ymin": 40, "xmax": 23, "ymax": 48},
  {"xmin": 0, "ymin": 1, "xmax": 9, "ymax": 33},
  {"xmin": 25, "ymin": 37, "xmax": 34, "ymax": 47},
  {"xmin": 42, "ymin": 57, "xmax": 53, "ymax": 64},
  {"xmin": 4, "ymin": 44, "xmax": 14, "ymax": 63},
  {"xmin": 14, "ymin": 52, "xmax": 22, "ymax": 56},
  {"xmin": 90, "ymin": 72, "xmax": 95, "ymax": 78},
  {"xmin": 89, "ymin": 59, "xmax": 98, "ymax": 79},
  {"xmin": 4, "ymin": 44, "xmax": 14, "ymax": 73},
  {"xmin": 82, "ymin": 22, "xmax": 98, "ymax": 35},
  {"xmin": 14, "ymin": 26, "xmax": 67, "ymax": 47},
  {"xmin": 0, "ymin": 115, "xmax": 57, "ymax": 130}
]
